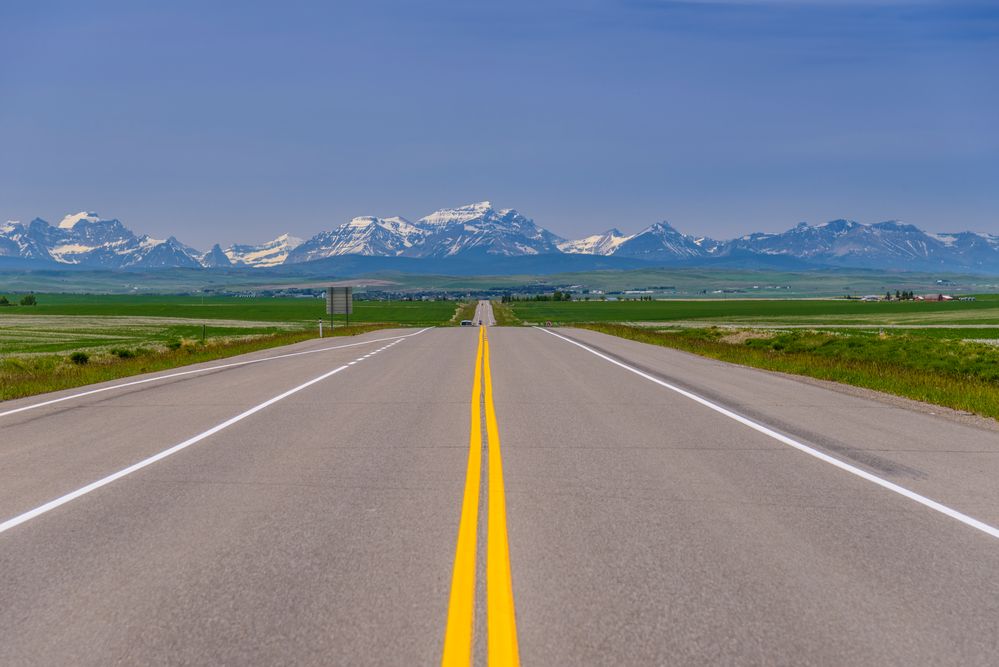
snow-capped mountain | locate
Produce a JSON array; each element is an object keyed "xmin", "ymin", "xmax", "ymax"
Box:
[
  {"xmin": 286, "ymin": 217, "xmax": 420, "ymax": 263},
  {"xmin": 0, "ymin": 219, "xmax": 55, "ymax": 261},
  {"xmin": 0, "ymin": 213, "xmax": 202, "ymax": 269},
  {"xmin": 926, "ymin": 231, "xmax": 999, "ymax": 268},
  {"xmin": 285, "ymin": 202, "xmax": 564, "ymax": 263},
  {"xmin": 612, "ymin": 221, "xmax": 719, "ymax": 260},
  {"xmin": 557, "ymin": 218, "xmax": 999, "ymax": 271},
  {"xmin": 200, "ymin": 244, "xmax": 232, "ymax": 268},
  {"xmin": 713, "ymin": 219, "xmax": 999, "ymax": 271},
  {"xmin": 413, "ymin": 202, "xmax": 564, "ymax": 258},
  {"xmin": 3, "ymin": 206, "xmax": 999, "ymax": 273},
  {"xmin": 225, "ymin": 233, "xmax": 303, "ymax": 267},
  {"xmin": 558, "ymin": 228, "xmax": 633, "ymax": 255},
  {"xmin": 722, "ymin": 219, "xmax": 863, "ymax": 259}
]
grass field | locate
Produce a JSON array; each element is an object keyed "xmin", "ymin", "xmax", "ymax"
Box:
[
  {"xmin": 491, "ymin": 300, "xmax": 522, "ymax": 326},
  {"xmin": 580, "ymin": 324, "xmax": 999, "ymax": 420},
  {"xmin": 0, "ymin": 295, "xmax": 461, "ymax": 400},
  {"xmin": 0, "ymin": 295, "xmax": 460, "ymax": 355},
  {"xmin": 452, "ymin": 301, "xmax": 478, "ymax": 324},
  {"xmin": 1, "ymin": 293, "xmax": 457, "ymax": 324},
  {"xmin": 3, "ymin": 265, "xmax": 996, "ymax": 299},
  {"xmin": 507, "ymin": 298, "xmax": 999, "ymax": 421},
  {"xmin": 510, "ymin": 296, "xmax": 999, "ymax": 326}
]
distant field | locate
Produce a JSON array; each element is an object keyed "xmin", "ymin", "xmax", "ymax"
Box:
[
  {"xmin": 0, "ymin": 316, "xmax": 303, "ymax": 356},
  {"xmin": 3, "ymin": 265, "xmax": 997, "ymax": 298},
  {"xmin": 0, "ymin": 295, "xmax": 458, "ymax": 356},
  {"xmin": 0, "ymin": 293, "xmax": 457, "ymax": 324},
  {"xmin": 0, "ymin": 296, "xmax": 460, "ymax": 399},
  {"xmin": 0, "ymin": 295, "xmax": 457, "ymax": 356},
  {"xmin": 510, "ymin": 296, "xmax": 999, "ymax": 326}
]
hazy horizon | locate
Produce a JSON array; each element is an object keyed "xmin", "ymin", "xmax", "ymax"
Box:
[{"xmin": 3, "ymin": 0, "xmax": 996, "ymax": 247}]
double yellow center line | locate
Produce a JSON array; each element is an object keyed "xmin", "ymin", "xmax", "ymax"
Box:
[{"xmin": 442, "ymin": 326, "xmax": 520, "ymax": 666}]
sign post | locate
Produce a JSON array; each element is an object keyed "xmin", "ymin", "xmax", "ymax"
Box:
[{"xmin": 326, "ymin": 286, "xmax": 353, "ymax": 332}]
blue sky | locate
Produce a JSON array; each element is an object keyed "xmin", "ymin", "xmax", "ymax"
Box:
[{"xmin": 2, "ymin": 0, "xmax": 996, "ymax": 247}]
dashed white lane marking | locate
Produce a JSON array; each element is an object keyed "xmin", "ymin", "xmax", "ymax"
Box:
[
  {"xmin": 0, "ymin": 328, "xmax": 434, "ymax": 419},
  {"xmin": 0, "ymin": 329, "xmax": 430, "ymax": 536},
  {"xmin": 538, "ymin": 327, "xmax": 999, "ymax": 541}
]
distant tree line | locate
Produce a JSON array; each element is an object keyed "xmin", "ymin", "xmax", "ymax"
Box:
[
  {"xmin": 0, "ymin": 294, "xmax": 36, "ymax": 306},
  {"xmin": 501, "ymin": 291, "xmax": 573, "ymax": 302}
]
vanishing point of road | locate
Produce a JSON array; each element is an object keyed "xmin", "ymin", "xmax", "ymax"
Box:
[{"xmin": 2, "ymin": 301, "xmax": 998, "ymax": 665}]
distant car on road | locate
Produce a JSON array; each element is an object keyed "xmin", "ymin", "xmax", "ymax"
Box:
[
  {"xmin": 460, "ymin": 320, "xmax": 473, "ymax": 326},
  {"xmin": 478, "ymin": 319, "xmax": 483, "ymax": 325}
]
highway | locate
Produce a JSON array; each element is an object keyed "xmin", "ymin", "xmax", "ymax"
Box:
[{"xmin": 2, "ymin": 300, "xmax": 998, "ymax": 665}]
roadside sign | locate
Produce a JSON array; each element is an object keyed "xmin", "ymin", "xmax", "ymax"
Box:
[{"xmin": 326, "ymin": 286, "xmax": 353, "ymax": 315}]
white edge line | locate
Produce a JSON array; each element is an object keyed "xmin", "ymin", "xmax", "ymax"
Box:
[
  {"xmin": 537, "ymin": 327, "xmax": 999, "ymax": 540},
  {"xmin": 0, "ymin": 363, "xmax": 350, "ymax": 534},
  {"xmin": 0, "ymin": 325, "xmax": 429, "ymax": 534},
  {"xmin": 0, "ymin": 327, "xmax": 433, "ymax": 419}
]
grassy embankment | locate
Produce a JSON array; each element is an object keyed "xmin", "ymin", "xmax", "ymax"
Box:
[
  {"xmin": 450, "ymin": 300, "xmax": 479, "ymax": 324},
  {"xmin": 490, "ymin": 300, "xmax": 523, "ymax": 326},
  {"xmin": 0, "ymin": 295, "xmax": 454, "ymax": 400},
  {"xmin": 510, "ymin": 298, "xmax": 999, "ymax": 420},
  {"xmin": 0, "ymin": 326, "xmax": 387, "ymax": 401}
]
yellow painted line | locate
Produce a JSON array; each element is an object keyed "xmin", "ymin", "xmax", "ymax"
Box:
[
  {"xmin": 483, "ymin": 331, "xmax": 521, "ymax": 666},
  {"xmin": 442, "ymin": 325, "xmax": 485, "ymax": 666},
  {"xmin": 441, "ymin": 327, "xmax": 521, "ymax": 665}
]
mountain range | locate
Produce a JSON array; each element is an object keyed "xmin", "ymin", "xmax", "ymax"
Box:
[{"xmin": 3, "ymin": 202, "xmax": 998, "ymax": 274}]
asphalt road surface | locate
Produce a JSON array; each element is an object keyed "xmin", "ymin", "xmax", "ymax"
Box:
[
  {"xmin": 473, "ymin": 300, "xmax": 496, "ymax": 327},
  {"xmin": 2, "ymin": 301, "xmax": 998, "ymax": 665}
]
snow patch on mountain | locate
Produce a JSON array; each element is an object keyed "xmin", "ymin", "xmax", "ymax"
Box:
[
  {"xmin": 49, "ymin": 243, "xmax": 99, "ymax": 263},
  {"xmin": 225, "ymin": 233, "xmax": 303, "ymax": 267},
  {"xmin": 418, "ymin": 201, "xmax": 496, "ymax": 228},
  {"xmin": 927, "ymin": 232, "xmax": 958, "ymax": 247},
  {"xmin": 58, "ymin": 212, "xmax": 102, "ymax": 229},
  {"xmin": 559, "ymin": 228, "xmax": 634, "ymax": 255}
]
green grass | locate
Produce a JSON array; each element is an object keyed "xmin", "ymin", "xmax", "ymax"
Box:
[
  {"xmin": 0, "ymin": 296, "xmax": 456, "ymax": 356},
  {"xmin": 451, "ymin": 301, "xmax": 478, "ymax": 324},
  {"xmin": 0, "ymin": 320, "xmax": 300, "ymax": 356},
  {"xmin": 813, "ymin": 327, "xmax": 999, "ymax": 341},
  {"xmin": 1, "ymin": 293, "xmax": 457, "ymax": 325},
  {"xmin": 5, "ymin": 265, "xmax": 996, "ymax": 299},
  {"xmin": 580, "ymin": 324, "xmax": 999, "ymax": 420},
  {"xmin": 491, "ymin": 301, "xmax": 523, "ymax": 326},
  {"xmin": 511, "ymin": 297, "xmax": 999, "ymax": 326},
  {"xmin": 512, "ymin": 297, "xmax": 999, "ymax": 420},
  {"xmin": 0, "ymin": 296, "xmax": 455, "ymax": 400},
  {"xmin": 0, "ymin": 324, "xmax": 388, "ymax": 401}
]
